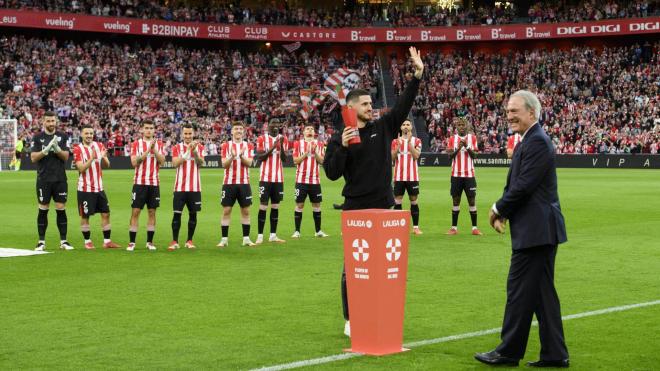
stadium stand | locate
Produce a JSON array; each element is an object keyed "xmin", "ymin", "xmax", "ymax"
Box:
[
  {"xmin": 0, "ymin": 35, "xmax": 378, "ymax": 155},
  {"xmin": 391, "ymin": 42, "xmax": 659, "ymax": 154},
  {"xmin": 0, "ymin": 0, "xmax": 656, "ymax": 26}
]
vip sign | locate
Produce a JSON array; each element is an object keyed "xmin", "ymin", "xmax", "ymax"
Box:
[{"xmin": 352, "ymin": 239, "xmax": 370, "ymax": 262}]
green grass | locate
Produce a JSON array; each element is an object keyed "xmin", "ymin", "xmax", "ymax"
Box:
[{"xmin": 1, "ymin": 168, "xmax": 659, "ymax": 370}]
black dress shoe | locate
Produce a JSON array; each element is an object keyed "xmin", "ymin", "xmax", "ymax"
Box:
[
  {"xmin": 526, "ymin": 359, "xmax": 569, "ymax": 368},
  {"xmin": 474, "ymin": 350, "xmax": 519, "ymax": 366}
]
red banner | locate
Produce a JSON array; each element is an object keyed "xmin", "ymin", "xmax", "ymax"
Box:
[{"xmin": 0, "ymin": 10, "xmax": 658, "ymax": 43}]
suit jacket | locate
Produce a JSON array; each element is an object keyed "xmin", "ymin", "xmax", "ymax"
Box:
[{"xmin": 496, "ymin": 123, "xmax": 567, "ymax": 250}]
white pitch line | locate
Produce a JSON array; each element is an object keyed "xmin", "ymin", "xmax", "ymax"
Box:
[{"xmin": 252, "ymin": 299, "xmax": 660, "ymax": 371}]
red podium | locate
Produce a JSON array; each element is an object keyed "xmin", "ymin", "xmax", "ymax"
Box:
[{"xmin": 342, "ymin": 209, "xmax": 410, "ymax": 356}]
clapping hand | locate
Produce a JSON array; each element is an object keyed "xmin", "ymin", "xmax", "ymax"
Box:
[{"xmin": 51, "ymin": 136, "xmax": 63, "ymax": 153}]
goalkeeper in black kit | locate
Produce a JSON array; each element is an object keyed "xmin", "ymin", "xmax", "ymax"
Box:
[
  {"xmin": 323, "ymin": 46, "xmax": 424, "ymax": 337},
  {"xmin": 30, "ymin": 112, "xmax": 74, "ymax": 251}
]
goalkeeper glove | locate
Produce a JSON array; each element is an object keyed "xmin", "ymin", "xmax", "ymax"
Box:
[
  {"xmin": 52, "ymin": 137, "xmax": 62, "ymax": 154},
  {"xmin": 41, "ymin": 137, "xmax": 56, "ymax": 155}
]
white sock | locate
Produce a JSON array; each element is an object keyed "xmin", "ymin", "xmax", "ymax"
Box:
[{"xmin": 103, "ymin": 239, "xmax": 111, "ymax": 244}]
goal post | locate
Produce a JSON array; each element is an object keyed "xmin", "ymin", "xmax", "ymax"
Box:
[{"xmin": 0, "ymin": 119, "xmax": 18, "ymax": 171}]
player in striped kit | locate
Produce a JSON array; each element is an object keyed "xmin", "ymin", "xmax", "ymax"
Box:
[
  {"xmin": 391, "ymin": 119, "xmax": 423, "ymax": 235},
  {"xmin": 168, "ymin": 123, "xmax": 205, "ymax": 251},
  {"xmin": 218, "ymin": 121, "xmax": 255, "ymax": 247},
  {"xmin": 128, "ymin": 120, "xmax": 165, "ymax": 251},
  {"xmin": 254, "ymin": 119, "xmax": 288, "ymax": 244},
  {"xmin": 73, "ymin": 126, "xmax": 121, "ymax": 250},
  {"xmin": 291, "ymin": 123, "xmax": 328, "ymax": 238},
  {"xmin": 446, "ymin": 117, "xmax": 482, "ymax": 235},
  {"xmin": 507, "ymin": 132, "xmax": 522, "ymax": 158}
]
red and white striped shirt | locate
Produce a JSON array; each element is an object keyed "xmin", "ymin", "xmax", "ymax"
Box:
[
  {"xmin": 221, "ymin": 141, "xmax": 253, "ymax": 185},
  {"xmin": 131, "ymin": 139, "xmax": 165, "ymax": 186},
  {"xmin": 448, "ymin": 134, "xmax": 478, "ymax": 178},
  {"xmin": 392, "ymin": 136, "xmax": 422, "ymax": 182},
  {"xmin": 172, "ymin": 142, "xmax": 205, "ymax": 192},
  {"xmin": 293, "ymin": 139, "xmax": 324, "ymax": 184},
  {"xmin": 73, "ymin": 142, "xmax": 105, "ymax": 192},
  {"xmin": 257, "ymin": 134, "xmax": 289, "ymax": 183},
  {"xmin": 507, "ymin": 133, "xmax": 522, "ymax": 153}
]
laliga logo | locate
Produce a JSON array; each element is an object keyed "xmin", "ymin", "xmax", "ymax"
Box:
[
  {"xmin": 629, "ymin": 22, "xmax": 660, "ymax": 31},
  {"xmin": 382, "ymin": 218, "xmax": 407, "ymax": 228},
  {"xmin": 386, "ymin": 238, "xmax": 402, "ymax": 262},
  {"xmin": 346, "ymin": 219, "xmax": 373, "ymax": 228},
  {"xmin": 352, "ymin": 239, "xmax": 370, "ymax": 262}
]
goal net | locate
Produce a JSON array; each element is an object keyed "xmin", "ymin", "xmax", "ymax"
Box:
[{"xmin": 0, "ymin": 119, "xmax": 18, "ymax": 171}]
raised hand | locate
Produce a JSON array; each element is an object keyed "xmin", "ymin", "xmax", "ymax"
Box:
[{"xmin": 409, "ymin": 46, "xmax": 424, "ymax": 79}]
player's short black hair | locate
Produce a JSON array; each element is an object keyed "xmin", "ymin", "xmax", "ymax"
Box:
[
  {"xmin": 43, "ymin": 111, "xmax": 57, "ymax": 118},
  {"xmin": 81, "ymin": 125, "xmax": 94, "ymax": 131},
  {"xmin": 182, "ymin": 122, "xmax": 195, "ymax": 130},
  {"xmin": 141, "ymin": 119, "xmax": 155, "ymax": 127},
  {"xmin": 346, "ymin": 89, "xmax": 370, "ymax": 103}
]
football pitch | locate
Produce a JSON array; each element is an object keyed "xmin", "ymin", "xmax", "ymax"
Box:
[{"xmin": 1, "ymin": 167, "xmax": 659, "ymax": 370}]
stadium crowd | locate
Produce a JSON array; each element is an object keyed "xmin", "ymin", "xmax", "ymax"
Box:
[
  {"xmin": 391, "ymin": 42, "xmax": 660, "ymax": 154},
  {"xmin": 0, "ymin": 35, "xmax": 377, "ymax": 156},
  {"xmin": 0, "ymin": 0, "xmax": 657, "ymax": 27}
]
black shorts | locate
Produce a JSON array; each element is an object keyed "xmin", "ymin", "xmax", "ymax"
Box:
[
  {"xmin": 77, "ymin": 191, "xmax": 110, "ymax": 218},
  {"xmin": 131, "ymin": 184, "xmax": 160, "ymax": 209},
  {"xmin": 393, "ymin": 181, "xmax": 420, "ymax": 197},
  {"xmin": 36, "ymin": 180, "xmax": 68, "ymax": 204},
  {"xmin": 450, "ymin": 177, "xmax": 477, "ymax": 198},
  {"xmin": 221, "ymin": 184, "xmax": 252, "ymax": 208},
  {"xmin": 173, "ymin": 192, "xmax": 202, "ymax": 213},
  {"xmin": 259, "ymin": 181, "xmax": 284, "ymax": 204},
  {"xmin": 295, "ymin": 183, "xmax": 322, "ymax": 204},
  {"xmin": 15, "ymin": 151, "xmax": 21, "ymax": 159}
]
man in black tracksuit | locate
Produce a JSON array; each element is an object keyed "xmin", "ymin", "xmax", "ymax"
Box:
[{"xmin": 323, "ymin": 46, "xmax": 424, "ymax": 336}]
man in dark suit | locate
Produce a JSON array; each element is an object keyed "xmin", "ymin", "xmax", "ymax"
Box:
[{"xmin": 475, "ymin": 90, "xmax": 570, "ymax": 368}]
